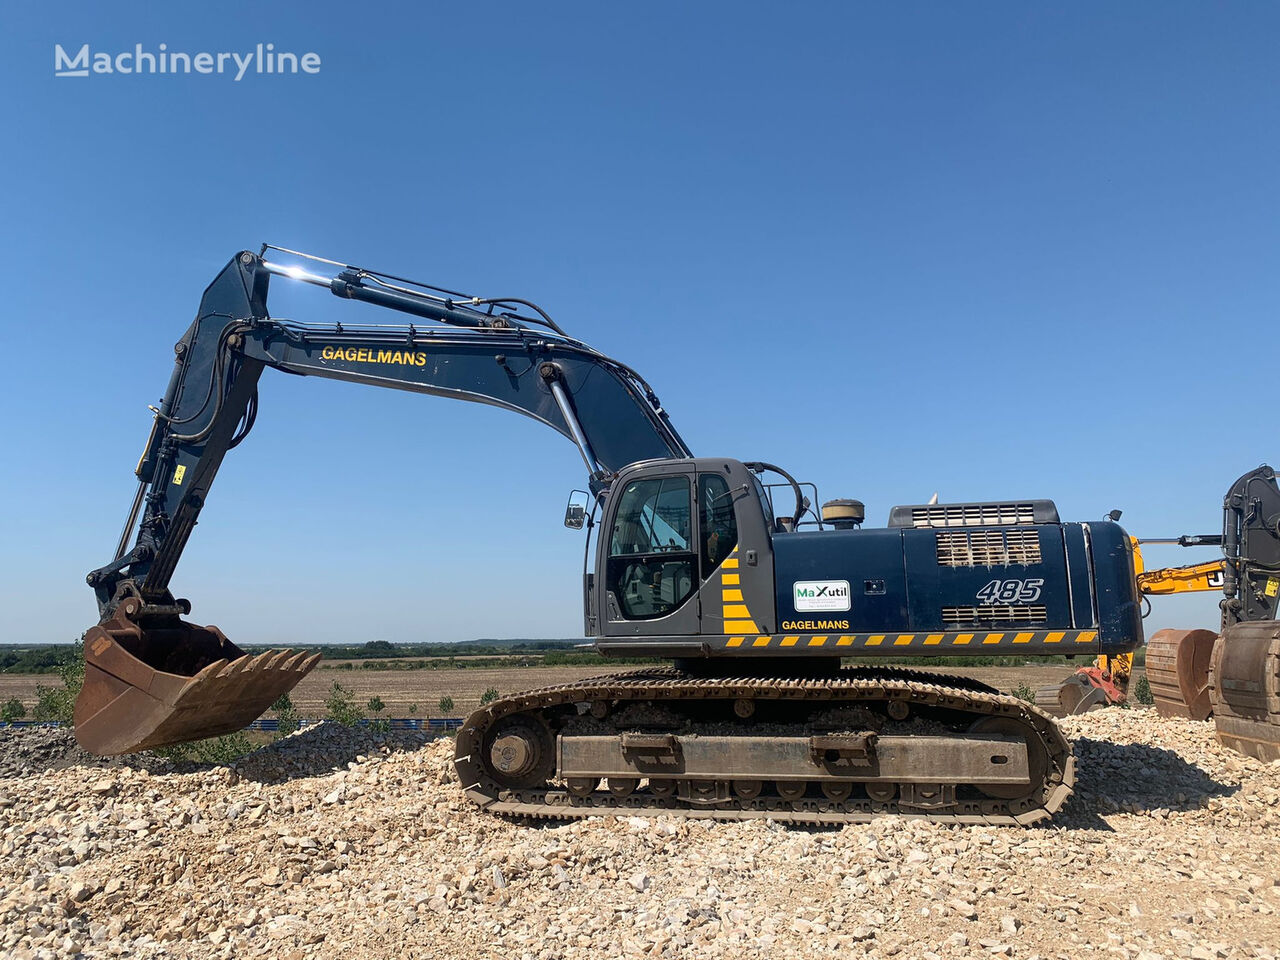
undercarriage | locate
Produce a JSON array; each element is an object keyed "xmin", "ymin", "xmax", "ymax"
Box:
[{"xmin": 455, "ymin": 666, "xmax": 1074, "ymax": 826}]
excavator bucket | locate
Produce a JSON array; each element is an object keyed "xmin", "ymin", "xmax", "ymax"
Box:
[
  {"xmin": 1210, "ymin": 621, "xmax": 1280, "ymax": 762},
  {"xmin": 1034, "ymin": 673, "xmax": 1112, "ymax": 717},
  {"xmin": 1145, "ymin": 628, "xmax": 1216, "ymax": 720},
  {"xmin": 74, "ymin": 596, "xmax": 320, "ymax": 756}
]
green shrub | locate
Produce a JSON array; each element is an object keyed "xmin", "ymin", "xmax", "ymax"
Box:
[
  {"xmin": 33, "ymin": 640, "xmax": 84, "ymax": 723},
  {"xmin": 324, "ymin": 681, "xmax": 364, "ymax": 727},
  {"xmin": 1011, "ymin": 681, "xmax": 1036, "ymax": 704},
  {"xmin": 272, "ymin": 692, "xmax": 300, "ymax": 739},
  {"xmin": 1134, "ymin": 674, "xmax": 1154, "ymax": 705},
  {"xmin": 156, "ymin": 732, "xmax": 254, "ymax": 764},
  {"xmin": 194, "ymin": 732, "xmax": 254, "ymax": 763},
  {"xmin": 408, "ymin": 703, "xmax": 418, "ymax": 715},
  {"xmin": 479, "ymin": 687, "xmax": 500, "ymax": 705},
  {"xmin": 438, "ymin": 696, "xmax": 454, "ymax": 714},
  {"xmin": 1, "ymin": 697, "xmax": 25, "ymax": 722},
  {"xmin": 367, "ymin": 695, "xmax": 390, "ymax": 733}
]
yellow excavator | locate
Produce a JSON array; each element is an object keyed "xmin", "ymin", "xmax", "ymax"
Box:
[{"xmin": 1038, "ymin": 466, "xmax": 1280, "ymax": 764}]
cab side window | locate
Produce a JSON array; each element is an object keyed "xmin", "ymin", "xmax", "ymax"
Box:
[
  {"xmin": 607, "ymin": 476, "xmax": 694, "ymax": 619},
  {"xmin": 699, "ymin": 474, "xmax": 739, "ymax": 578}
]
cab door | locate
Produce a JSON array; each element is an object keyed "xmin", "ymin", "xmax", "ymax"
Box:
[
  {"xmin": 696, "ymin": 463, "xmax": 777, "ymax": 638},
  {"xmin": 598, "ymin": 465, "xmax": 701, "ymax": 638}
]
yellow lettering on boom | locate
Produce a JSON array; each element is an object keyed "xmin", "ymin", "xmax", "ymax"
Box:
[{"xmin": 318, "ymin": 345, "xmax": 428, "ymax": 366}]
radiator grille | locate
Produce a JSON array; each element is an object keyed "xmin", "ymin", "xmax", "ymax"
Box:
[
  {"xmin": 909, "ymin": 503, "xmax": 1038, "ymax": 528},
  {"xmin": 941, "ymin": 604, "xmax": 1048, "ymax": 624},
  {"xmin": 935, "ymin": 529, "xmax": 1042, "ymax": 567}
]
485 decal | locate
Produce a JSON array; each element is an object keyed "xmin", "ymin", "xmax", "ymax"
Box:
[{"xmin": 975, "ymin": 578, "xmax": 1044, "ymax": 604}]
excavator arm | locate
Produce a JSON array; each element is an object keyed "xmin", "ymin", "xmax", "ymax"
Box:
[
  {"xmin": 76, "ymin": 247, "xmax": 691, "ymax": 754},
  {"xmin": 1137, "ymin": 560, "xmax": 1226, "ymax": 596}
]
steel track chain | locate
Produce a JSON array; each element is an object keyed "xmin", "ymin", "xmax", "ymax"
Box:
[{"xmin": 454, "ymin": 666, "xmax": 1074, "ymax": 827}]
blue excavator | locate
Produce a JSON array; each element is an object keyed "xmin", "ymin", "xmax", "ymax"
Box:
[{"xmin": 78, "ymin": 245, "xmax": 1165, "ymax": 825}]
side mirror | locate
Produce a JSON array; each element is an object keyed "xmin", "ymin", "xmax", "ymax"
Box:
[
  {"xmin": 564, "ymin": 490, "xmax": 589, "ymax": 530},
  {"xmin": 1107, "ymin": 509, "xmax": 1123, "ymax": 522}
]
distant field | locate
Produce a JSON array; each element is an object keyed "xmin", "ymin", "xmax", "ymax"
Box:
[{"xmin": 0, "ymin": 663, "xmax": 1101, "ymax": 718}]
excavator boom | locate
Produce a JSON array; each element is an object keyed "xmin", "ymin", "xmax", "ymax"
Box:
[{"xmin": 77, "ymin": 248, "xmax": 690, "ymax": 754}]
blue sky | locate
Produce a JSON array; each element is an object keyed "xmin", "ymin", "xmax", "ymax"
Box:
[{"xmin": 1, "ymin": 3, "xmax": 1276, "ymax": 645}]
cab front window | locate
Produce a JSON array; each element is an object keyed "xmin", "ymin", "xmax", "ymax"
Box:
[{"xmin": 607, "ymin": 476, "xmax": 694, "ymax": 619}]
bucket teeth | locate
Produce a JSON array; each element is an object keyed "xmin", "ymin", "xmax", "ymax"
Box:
[{"xmin": 218, "ymin": 657, "xmax": 250, "ymax": 679}]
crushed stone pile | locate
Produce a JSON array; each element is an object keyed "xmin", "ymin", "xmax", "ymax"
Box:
[{"xmin": 1, "ymin": 709, "xmax": 1278, "ymax": 960}]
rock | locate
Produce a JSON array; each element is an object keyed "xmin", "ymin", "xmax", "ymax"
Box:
[{"xmin": 948, "ymin": 900, "xmax": 978, "ymax": 920}]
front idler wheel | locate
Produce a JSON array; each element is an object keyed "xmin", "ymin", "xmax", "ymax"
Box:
[{"xmin": 485, "ymin": 718, "xmax": 554, "ymax": 790}]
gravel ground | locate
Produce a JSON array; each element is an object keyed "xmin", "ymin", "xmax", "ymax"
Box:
[{"xmin": 1, "ymin": 710, "xmax": 1277, "ymax": 960}]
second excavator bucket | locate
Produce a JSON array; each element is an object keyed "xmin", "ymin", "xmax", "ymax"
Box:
[
  {"xmin": 1210, "ymin": 620, "xmax": 1280, "ymax": 762},
  {"xmin": 1034, "ymin": 672, "xmax": 1113, "ymax": 717},
  {"xmin": 1145, "ymin": 628, "xmax": 1216, "ymax": 720},
  {"xmin": 74, "ymin": 596, "xmax": 320, "ymax": 756}
]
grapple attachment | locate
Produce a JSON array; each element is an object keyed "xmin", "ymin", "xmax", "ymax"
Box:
[
  {"xmin": 74, "ymin": 596, "xmax": 319, "ymax": 756},
  {"xmin": 1145, "ymin": 628, "xmax": 1216, "ymax": 720},
  {"xmin": 1210, "ymin": 621, "xmax": 1280, "ymax": 762}
]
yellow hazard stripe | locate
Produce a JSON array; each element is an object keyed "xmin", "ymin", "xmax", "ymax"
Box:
[
  {"xmin": 719, "ymin": 629, "xmax": 1103, "ymax": 650},
  {"xmin": 722, "ymin": 557, "xmax": 739, "ymax": 569},
  {"xmin": 722, "ymin": 589, "xmax": 743, "ymax": 602},
  {"xmin": 722, "ymin": 573, "xmax": 740, "ymax": 585}
]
